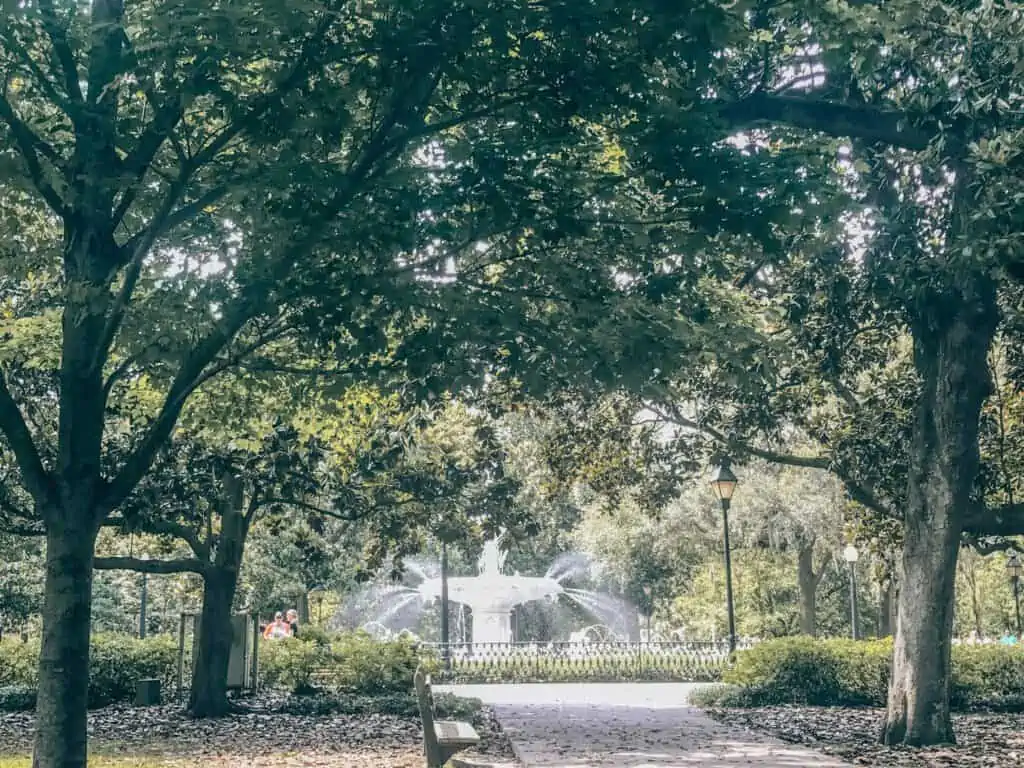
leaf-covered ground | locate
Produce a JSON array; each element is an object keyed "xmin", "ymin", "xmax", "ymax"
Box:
[
  {"xmin": 0, "ymin": 699, "xmax": 515, "ymax": 767},
  {"xmin": 709, "ymin": 706, "xmax": 1024, "ymax": 767}
]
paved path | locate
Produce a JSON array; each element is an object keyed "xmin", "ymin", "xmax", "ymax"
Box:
[{"xmin": 440, "ymin": 683, "xmax": 853, "ymax": 768}]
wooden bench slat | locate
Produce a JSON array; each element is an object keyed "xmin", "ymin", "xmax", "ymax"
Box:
[{"xmin": 435, "ymin": 720, "xmax": 480, "ymax": 745}]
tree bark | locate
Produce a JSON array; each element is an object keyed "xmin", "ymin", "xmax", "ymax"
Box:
[
  {"xmin": 189, "ymin": 566, "xmax": 239, "ymax": 718},
  {"xmin": 797, "ymin": 545, "xmax": 818, "ymax": 637},
  {"xmin": 32, "ymin": 520, "xmax": 99, "ymax": 768},
  {"xmin": 881, "ymin": 281, "xmax": 998, "ymax": 747},
  {"xmin": 879, "ymin": 576, "xmax": 894, "ymax": 639},
  {"xmin": 189, "ymin": 473, "xmax": 248, "ymax": 718}
]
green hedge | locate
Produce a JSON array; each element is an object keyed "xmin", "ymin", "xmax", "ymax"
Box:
[
  {"xmin": 0, "ymin": 634, "xmax": 178, "ymax": 710},
  {"xmin": 259, "ymin": 634, "xmax": 729, "ymax": 688},
  {"xmin": 714, "ymin": 637, "xmax": 1024, "ymax": 710},
  {"xmin": 259, "ymin": 632, "xmax": 425, "ymax": 695}
]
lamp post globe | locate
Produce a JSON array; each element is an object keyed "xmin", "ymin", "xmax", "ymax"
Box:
[
  {"xmin": 709, "ymin": 463, "xmax": 739, "ymax": 506},
  {"xmin": 710, "ymin": 460, "xmax": 739, "ymax": 655}
]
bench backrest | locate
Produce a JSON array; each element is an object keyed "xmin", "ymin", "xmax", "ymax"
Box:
[{"xmin": 414, "ymin": 665, "xmax": 440, "ymax": 759}]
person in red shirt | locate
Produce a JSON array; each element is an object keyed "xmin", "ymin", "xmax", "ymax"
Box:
[{"xmin": 263, "ymin": 612, "xmax": 290, "ymax": 640}]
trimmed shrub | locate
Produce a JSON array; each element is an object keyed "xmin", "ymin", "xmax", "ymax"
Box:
[
  {"xmin": 951, "ymin": 643, "xmax": 1024, "ymax": 710},
  {"xmin": 329, "ymin": 632, "xmax": 421, "ymax": 695},
  {"xmin": 259, "ymin": 631, "xmax": 427, "ymax": 695},
  {"xmin": 0, "ymin": 684, "xmax": 36, "ymax": 712},
  {"xmin": 259, "ymin": 636, "xmax": 325, "ymax": 693},
  {"xmin": 0, "ymin": 634, "xmax": 178, "ymax": 709},
  {"xmin": 688, "ymin": 684, "xmax": 761, "ymax": 708},
  {"xmin": 88, "ymin": 634, "xmax": 178, "ymax": 708},
  {"xmin": 832, "ymin": 639, "xmax": 890, "ymax": 706},
  {"xmin": 0, "ymin": 640, "xmax": 38, "ymax": 688},
  {"xmin": 716, "ymin": 637, "xmax": 1024, "ymax": 710},
  {"xmin": 725, "ymin": 636, "xmax": 848, "ymax": 705}
]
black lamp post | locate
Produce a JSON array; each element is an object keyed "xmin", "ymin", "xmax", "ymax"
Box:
[
  {"xmin": 440, "ymin": 540, "xmax": 451, "ymax": 670},
  {"xmin": 1007, "ymin": 552, "xmax": 1022, "ymax": 638},
  {"xmin": 642, "ymin": 584, "xmax": 653, "ymax": 642},
  {"xmin": 843, "ymin": 544, "xmax": 860, "ymax": 640},
  {"xmin": 710, "ymin": 460, "xmax": 739, "ymax": 655}
]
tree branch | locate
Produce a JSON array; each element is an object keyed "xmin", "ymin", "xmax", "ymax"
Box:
[
  {"xmin": 0, "ymin": 26, "xmax": 75, "ymax": 116},
  {"xmin": 93, "ymin": 169, "xmax": 198, "ymax": 378},
  {"xmin": 101, "ymin": 316, "xmax": 297, "ymax": 512},
  {"xmin": 964, "ymin": 536, "xmax": 1023, "ymax": 556},
  {"xmin": 0, "ymin": 371, "xmax": 53, "ymax": 508},
  {"xmin": 649, "ymin": 402, "xmax": 830, "ymax": 470},
  {"xmin": 104, "ymin": 515, "xmax": 209, "ymax": 561},
  {"xmin": 187, "ymin": 9, "xmax": 338, "ymax": 171},
  {"xmin": 101, "ymin": 312, "xmax": 252, "ymax": 512},
  {"xmin": 0, "ymin": 83, "xmax": 67, "ymax": 215},
  {"xmin": 37, "ymin": 0, "xmax": 85, "ymax": 105},
  {"xmin": 647, "ymin": 400, "xmax": 894, "ymax": 517},
  {"xmin": 94, "ymin": 556, "xmax": 208, "ymax": 576},
  {"xmin": 964, "ymin": 502, "xmax": 1024, "ymax": 538},
  {"xmin": 120, "ymin": 182, "xmax": 231, "ymax": 255},
  {"xmin": 718, "ymin": 93, "xmax": 939, "ymax": 153},
  {"xmin": 258, "ymin": 496, "xmax": 368, "ymax": 522}
]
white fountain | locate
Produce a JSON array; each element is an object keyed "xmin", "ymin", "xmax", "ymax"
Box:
[
  {"xmin": 417, "ymin": 539, "xmax": 564, "ymax": 644},
  {"xmin": 340, "ymin": 537, "xmax": 633, "ymax": 643}
]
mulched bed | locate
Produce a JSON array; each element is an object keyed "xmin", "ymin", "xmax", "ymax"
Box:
[
  {"xmin": 0, "ymin": 697, "xmax": 516, "ymax": 766},
  {"xmin": 709, "ymin": 705, "xmax": 1024, "ymax": 767}
]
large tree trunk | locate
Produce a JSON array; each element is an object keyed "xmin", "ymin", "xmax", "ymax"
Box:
[
  {"xmin": 189, "ymin": 473, "xmax": 249, "ymax": 718},
  {"xmin": 32, "ymin": 521, "xmax": 99, "ymax": 768},
  {"xmin": 189, "ymin": 567, "xmax": 240, "ymax": 718},
  {"xmin": 797, "ymin": 545, "xmax": 818, "ymax": 637},
  {"xmin": 881, "ymin": 282, "xmax": 998, "ymax": 747}
]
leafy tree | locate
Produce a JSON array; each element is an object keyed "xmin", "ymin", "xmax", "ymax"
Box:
[
  {"xmin": 608, "ymin": 0, "xmax": 1024, "ymax": 745},
  {"xmin": 95, "ymin": 424, "xmax": 332, "ymax": 716},
  {"xmin": 0, "ymin": 2, "xmax": 726, "ymax": 761}
]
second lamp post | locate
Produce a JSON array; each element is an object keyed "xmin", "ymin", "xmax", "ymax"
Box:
[
  {"xmin": 843, "ymin": 544, "xmax": 860, "ymax": 641},
  {"xmin": 710, "ymin": 460, "xmax": 739, "ymax": 655}
]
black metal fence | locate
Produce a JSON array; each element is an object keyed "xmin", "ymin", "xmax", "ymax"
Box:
[{"xmin": 419, "ymin": 640, "xmax": 745, "ymax": 683}]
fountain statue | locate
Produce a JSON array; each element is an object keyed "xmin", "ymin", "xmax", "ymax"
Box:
[
  {"xmin": 417, "ymin": 540, "xmax": 564, "ymax": 644},
  {"xmin": 337, "ymin": 536, "xmax": 634, "ymax": 644}
]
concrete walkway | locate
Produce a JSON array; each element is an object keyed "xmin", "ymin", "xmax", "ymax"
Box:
[{"xmin": 440, "ymin": 683, "xmax": 853, "ymax": 768}]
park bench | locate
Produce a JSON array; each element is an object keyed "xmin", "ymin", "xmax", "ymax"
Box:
[{"xmin": 414, "ymin": 664, "xmax": 480, "ymax": 768}]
